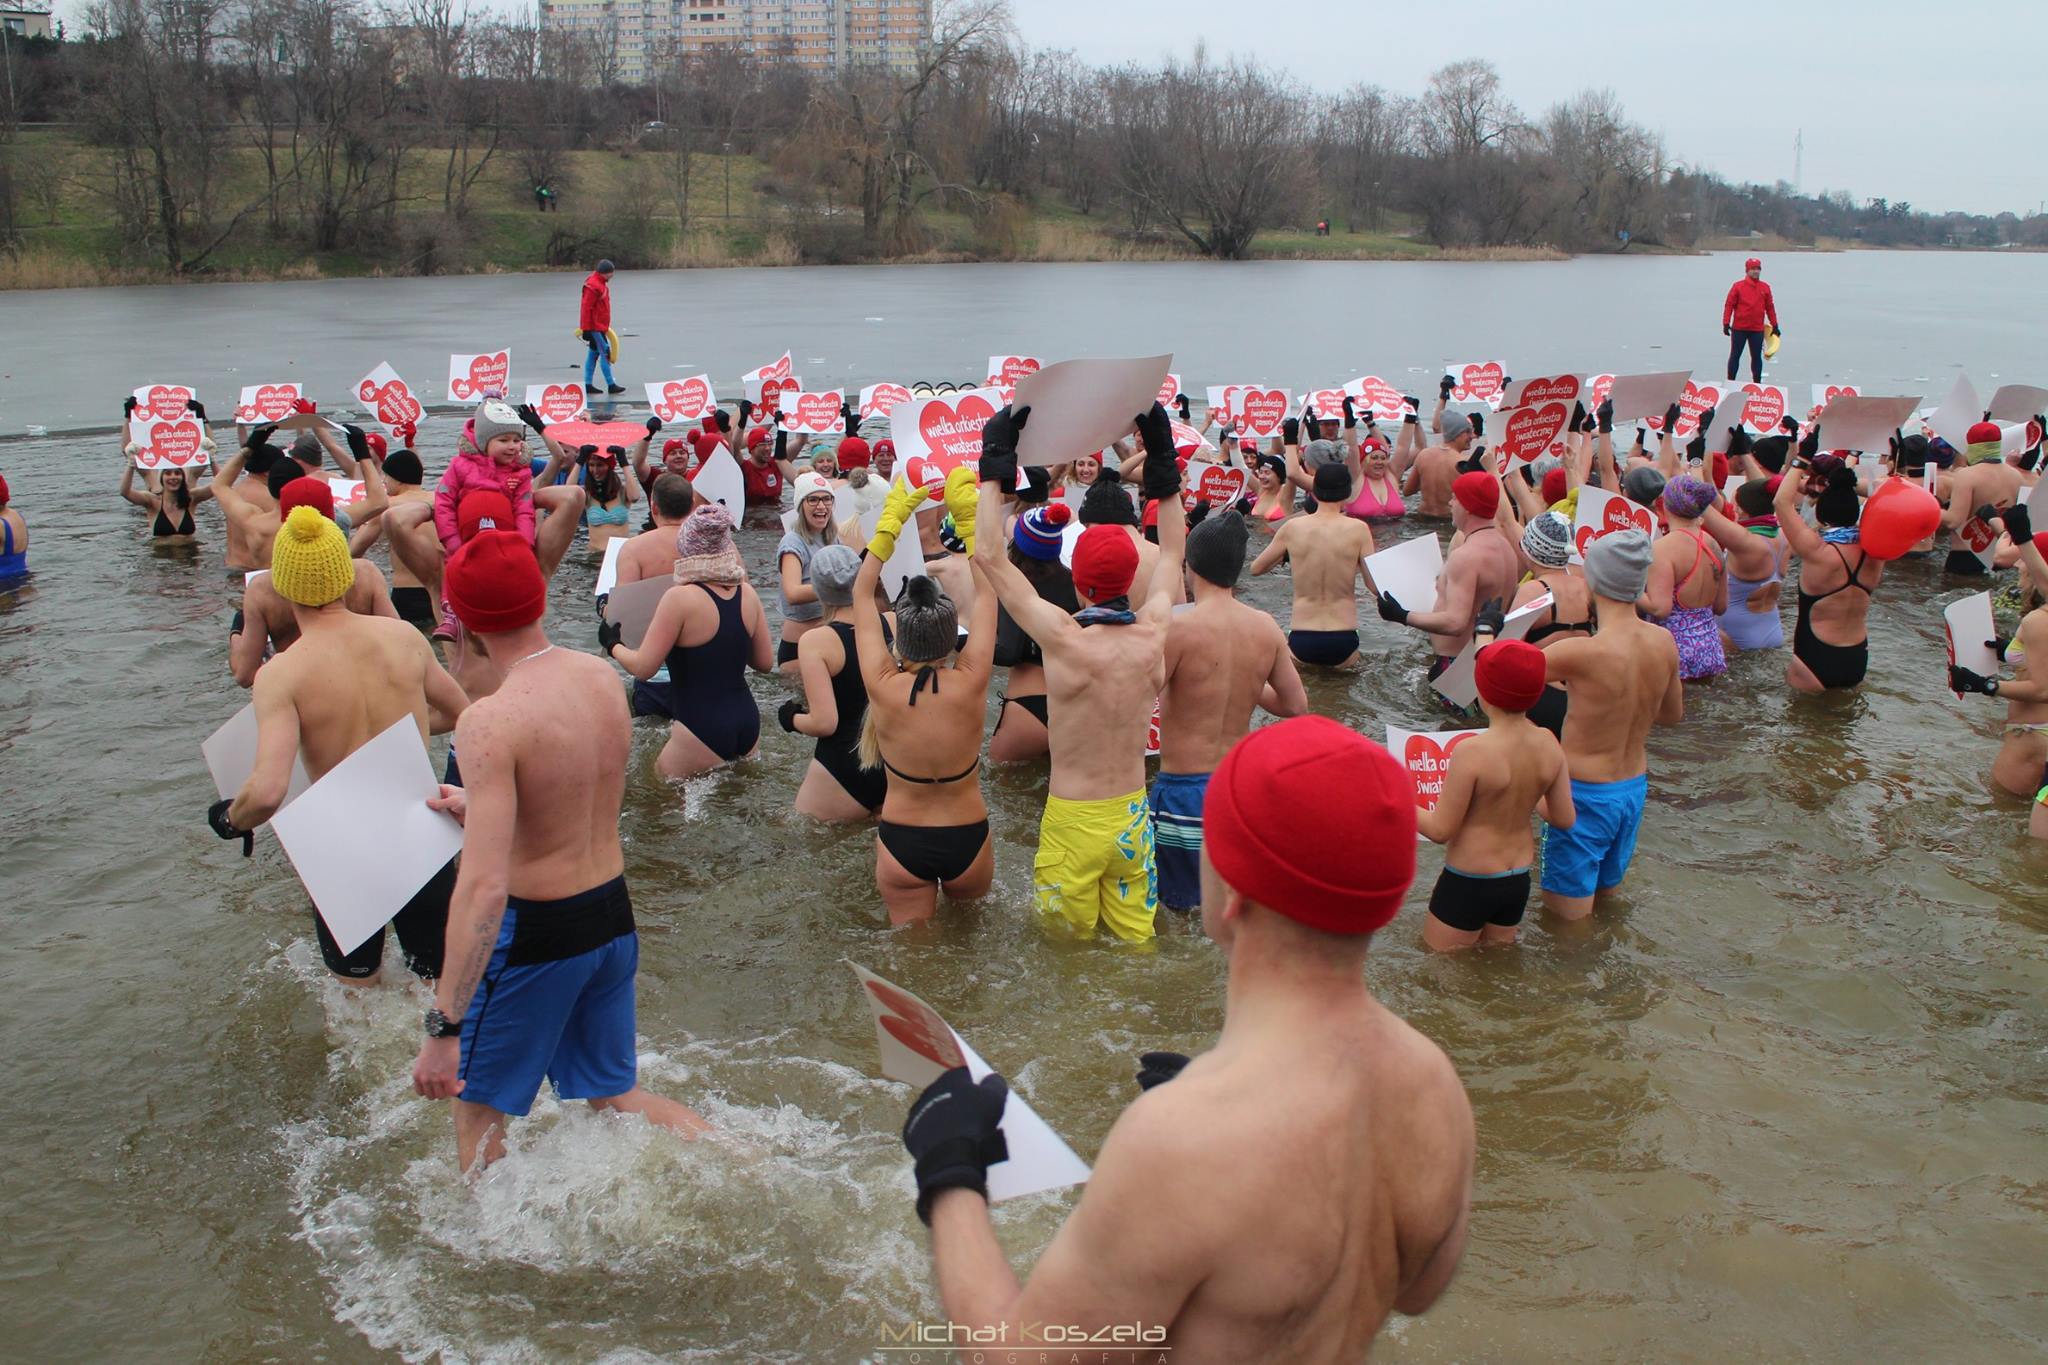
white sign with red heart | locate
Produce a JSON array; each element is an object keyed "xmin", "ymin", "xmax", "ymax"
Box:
[
  {"xmin": 1386, "ymin": 725, "xmax": 1483, "ymax": 822},
  {"xmin": 1182, "ymin": 462, "xmax": 1249, "ymax": 513},
  {"xmin": 1232, "ymin": 387, "xmax": 1293, "ymax": 442},
  {"xmin": 1492, "ymin": 401, "xmax": 1574, "ymax": 467},
  {"xmin": 525, "ymin": 383, "xmax": 588, "ymax": 425},
  {"xmin": 448, "ymin": 350, "xmax": 511, "ymax": 402},
  {"xmin": 777, "ymin": 389, "xmax": 848, "ymax": 436},
  {"xmin": 355, "ymin": 362, "xmax": 427, "ymax": 433},
  {"xmin": 236, "ymin": 383, "xmax": 302, "ymax": 425},
  {"xmin": 1500, "ymin": 374, "xmax": 1582, "ymax": 411},
  {"xmin": 646, "ymin": 374, "xmax": 717, "ymax": 424},
  {"xmin": 1809, "ymin": 383, "xmax": 1861, "ymax": 422},
  {"xmin": 1156, "ymin": 373, "xmax": 1182, "ymax": 408},
  {"xmin": 986, "ymin": 355, "xmax": 1042, "ymax": 387},
  {"xmin": 1446, "ymin": 361, "xmax": 1507, "ymax": 409},
  {"xmin": 1571, "ymin": 485, "xmax": 1658, "ymax": 560},
  {"xmin": 1645, "ymin": 379, "xmax": 1723, "ymax": 439},
  {"xmin": 1346, "ymin": 375, "xmax": 1410, "ymax": 425},
  {"xmin": 859, "ymin": 382, "xmax": 912, "ymax": 422},
  {"xmin": 130, "ymin": 414, "xmax": 210, "ymax": 470},
  {"xmin": 888, "ymin": 386, "xmax": 1003, "ymax": 489},
  {"xmin": 132, "ymin": 383, "xmax": 197, "ymax": 425},
  {"xmin": 1733, "ymin": 383, "xmax": 1789, "ymax": 434}
]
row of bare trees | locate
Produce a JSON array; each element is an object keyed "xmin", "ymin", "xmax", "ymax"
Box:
[{"xmin": 2, "ymin": 0, "xmax": 2037, "ymax": 276}]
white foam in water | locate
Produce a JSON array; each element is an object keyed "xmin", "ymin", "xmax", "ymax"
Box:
[{"xmin": 270, "ymin": 939, "xmax": 977, "ymax": 1359}]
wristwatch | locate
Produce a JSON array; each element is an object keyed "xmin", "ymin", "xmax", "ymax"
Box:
[{"xmin": 423, "ymin": 1007, "xmax": 461, "ymax": 1038}]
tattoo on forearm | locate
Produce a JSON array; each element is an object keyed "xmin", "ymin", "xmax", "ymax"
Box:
[{"xmin": 444, "ymin": 919, "xmax": 495, "ymax": 1017}]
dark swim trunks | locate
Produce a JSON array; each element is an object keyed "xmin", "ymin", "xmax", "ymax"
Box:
[{"xmin": 1288, "ymin": 628, "xmax": 1358, "ymax": 666}]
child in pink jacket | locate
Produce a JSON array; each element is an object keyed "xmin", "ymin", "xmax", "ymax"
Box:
[{"xmin": 432, "ymin": 400, "xmax": 537, "ymax": 637}]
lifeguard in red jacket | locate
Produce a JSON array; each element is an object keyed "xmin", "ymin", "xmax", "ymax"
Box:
[
  {"xmin": 1721, "ymin": 257, "xmax": 1781, "ymax": 383},
  {"xmin": 580, "ymin": 259, "xmax": 623, "ymax": 396}
]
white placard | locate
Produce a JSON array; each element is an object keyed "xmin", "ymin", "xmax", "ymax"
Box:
[
  {"xmin": 858, "ymin": 382, "xmax": 912, "ymax": 422},
  {"xmin": 447, "ymin": 350, "xmax": 511, "ymax": 402},
  {"xmin": 236, "ymin": 382, "xmax": 303, "ymax": 425},
  {"xmin": 1363, "ymin": 532, "xmax": 1443, "ymax": 611},
  {"xmin": 1815, "ymin": 395, "xmax": 1921, "ymax": 455},
  {"xmin": 1444, "ymin": 361, "xmax": 1507, "ymax": 409},
  {"xmin": 1224, "ymin": 386, "xmax": 1292, "ymax": 444},
  {"xmin": 1809, "ymin": 382, "xmax": 1861, "ymax": 419},
  {"xmin": 1986, "ymin": 385, "xmax": 2048, "ymax": 424},
  {"xmin": 776, "ymin": 388, "xmax": 848, "ymax": 436},
  {"xmin": 355, "ymin": 361, "xmax": 427, "ymax": 433},
  {"xmin": 594, "ymin": 535, "xmax": 626, "ymax": 597},
  {"xmin": 646, "ymin": 375, "xmax": 718, "ymax": 425},
  {"xmin": 850, "ymin": 963, "xmax": 1090, "ymax": 1203},
  {"xmin": 1012, "ymin": 356, "xmax": 1175, "ymax": 468},
  {"xmin": 692, "ymin": 447, "xmax": 745, "ymax": 519},
  {"xmin": 1730, "ymin": 382, "xmax": 1791, "ymax": 434},
  {"xmin": 201, "ymin": 703, "xmax": 312, "ymax": 813},
  {"xmin": 523, "ymin": 382, "xmax": 587, "ymax": 425},
  {"xmin": 986, "ymin": 354, "xmax": 1044, "ymax": 388},
  {"xmin": 604, "ymin": 576, "xmax": 673, "ymax": 652},
  {"xmin": 887, "ymin": 387, "xmax": 1003, "ymax": 488},
  {"xmin": 1925, "ymin": 375, "xmax": 1982, "ymax": 454},
  {"xmin": 1944, "ymin": 591, "xmax": 1998, "ymax": 689},
  {"xmin": 128, "ymin": 413, "xmax": 210, "ymax": 470},
  {"xmin": 1385, "ymin": 725, "xmax": 1484, "ymax": 831},
  {"xmin": 268, "ymin": 718, "xmax": 464, "ymax": 957},
  {"xmin": 1572, "ymin": 485, "xmax": 1659, "ymax": 560},
  {"xmin": 1428, "ymin": 593, "xmax": 1554, "ymax": 710},
  {"xmin": 1346, "ymin": 375, "xmax": 1410, "ymax": 425},
  {"xmin": 1499, "ymin": 374, "xmax": 1583, "ymax": 411},
  {"xmin": 1605, "ymin": 371, "xmax": 1691, "ymax": 424}
]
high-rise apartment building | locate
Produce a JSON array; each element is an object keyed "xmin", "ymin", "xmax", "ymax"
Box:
[{"xmin": 538, "ymin": 0, "xmax": 931, "ymax": 84}]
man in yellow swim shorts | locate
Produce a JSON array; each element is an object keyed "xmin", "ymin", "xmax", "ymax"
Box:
[{"xmin": 973, "ymin": 400, "xmax": 1186, "ymax": 941}]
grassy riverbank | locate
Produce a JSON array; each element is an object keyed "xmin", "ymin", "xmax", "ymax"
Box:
[{"xmin": 0, "ymin": 132, "xmax": 1577, "ymax": 288}]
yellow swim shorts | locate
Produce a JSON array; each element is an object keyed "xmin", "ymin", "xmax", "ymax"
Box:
[{"xmin": 1033, "ymin": 790, "xmax": 1158, "ymax": 942}]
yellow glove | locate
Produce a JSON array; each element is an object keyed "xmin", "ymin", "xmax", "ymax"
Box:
[
  {"xmin": 868, "ymin": 478, "xmax": 930, "ymax": 563},
  {"xmin": 943, "ymin": 465, "xmax": 979, "ymax": 556}
]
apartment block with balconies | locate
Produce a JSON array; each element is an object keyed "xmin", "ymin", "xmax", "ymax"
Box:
[{"xmin": 536, "ymin": 0, "xmax": 929, "ymax": 83}]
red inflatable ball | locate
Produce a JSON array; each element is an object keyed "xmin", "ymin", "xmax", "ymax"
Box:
[{"xmin": 1859, "ymin": 477, "xmax": 1941, "ymax": 560}]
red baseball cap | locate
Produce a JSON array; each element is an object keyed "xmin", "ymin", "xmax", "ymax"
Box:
[{"xmin": 1203, "ymin": 716, "xmax": 1415, "ymax": 934}]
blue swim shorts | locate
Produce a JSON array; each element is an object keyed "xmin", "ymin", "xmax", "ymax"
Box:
[
  {"xmin": 1540, "ymin": 773, "xmax": 1649, "ymax": 900},
  {"xmin": 458, "ymin": 876, "xmax": 641, "ymax": 1117},
  {"xmin": 1148, "ymin": 770, "xmax": 1210, "ymax": 912}
]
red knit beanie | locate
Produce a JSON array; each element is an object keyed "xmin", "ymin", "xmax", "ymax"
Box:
[
  {"xmin": 457, "ymin": 488, "xmax": 516, "ymax": 542},
  {"xmin": 1204, "ymin": 716, "xmax": 1415, "ymax": 934},
  {"xmin": 1453, "ymin": 470, "xmax": 1499, "ymax": 519},
  {"xmin": 837, "ymin": 435, "xmax": 872, "ymax": 469},
  {"xmin": 278, "ymin": 476, "xmax": 335, "ymax": 520},
  {"xmin": 443, "ymin": 530, "xmax": 545, "ymax": 633},
  {"xmin": 1475, "ymin": 639, "xmax": 1547, "ymax": 712},
  {"xmin": 1071, "ymin": 524, "xmax": 1139, "ymax": 600},
  {"xmin": 1541, "ymin": 468, "xmax": 1568, "ymax": 504}
]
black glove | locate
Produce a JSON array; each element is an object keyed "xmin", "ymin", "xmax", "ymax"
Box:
[
  {"xmin": 123, "ymin": 395, "xmax": 138, "ymax": 417},
  {"xmin": 1780, "ymin": 416, "xmax": 1800, "ymax": 436},
  {"xmin": 1568, "ymin": 400, "xmax": 1587, "ymax": 433},
  {"xmin": 1728, "ymin": 427, "xmax": 1754, "ymax": 458},
  {"xmin": 341, "ymin": 423, "xmax": 370, "ymax": 462},
  {"xmin": 977, "ymin": 403, "xmax": 1028, "ymax": 489},
  {"xmin": 1972, "ymin": 503, "xmax": 1997, "ymax": 526},
  {"xmin": 1136, "ymin": 1050, "xmax": 1189, "ymax": 1091},
  {"xmin": 645, "ymin": 415, "xmax": 663, "ymax": 435},
  {"xmin": 1474, "ymin": 596, "xmax": 1505, "ymax": 637},
  {"xmin": 577, "ymin": 444, "xmax": 598, "ymax": 464},
  {"xmin": 774, "ymin": 429, "xmax": 788, "ymax": 460},
  {"xmin": 776, "ymin": 698, "xmax": 805, "ymax": 733},
  {"xmin": 1724, "ymin": 323, "xmax": 1732, "ymax": 337},
  {"xmin": 187, "ymin": 398, "xmax": 207, "ymax": 421},
  {"xmin": 1281, "ymin": 416, "xmax": 1300, "ymax": 446},
  {"xmin": 1698, "ymin": 406, "xmax": 1718, "ymax": 437},
  {"xmin": 1342, "ymin": 395, "xmax": 1357, "ymax": 429},
  {"xmin": 901, "ymin": 1065, "xmax": 1010, "ymax": 1225},
  {"xmin": 248, "ymin": 423, "xmax": 278, "ymax": 450},
  {"xmin": 593, "ymin": 591, "xmax": 609, "ymax": 620},
  {"xmin": 605, "ymin": 445, "xmax": 627, "ymax": 460},
  {"xmin": 1597, "ymin": 397, "xmax": 1614, "ymax": 434},
  {"xmin": 1021, "ymin": 466, "xmax": 1050, "ymax": 500},
  {"xmin": 1798, "ymin": 426, "xmax": 1820, "ymax": 462},
  {"xmin": 841, "ymin": 399, "xmax": 859, "ymax": 430},
  {"xmin": 1233, "ymin": 495, "xmax": 1255, "ymax": 516},
  {"xmin": 1950, "ymin": 665, "xmax": 1999, "ymax": 696},
  {"xmin": 1375, "ymin": 590, "xmax": 1409, "ymax": 625},
  {"xmin": 1439, "ymin": 374, "xmax": 1456, "ymax": 399},
  {"xmin": 2001, "ymin": 502, "xmax": 2031, "ymax": 544},
  {"xmin": 1174, "ymin": 393, "xmax": 1191, "ymax": 421},
  {"xmin": 1137, "ymin": 403, "xmax": 1179, "ymax": 500},
  {"xmin": 597, "ymin": 617, "xmax": 623, "ymax": 655},
  {"xmin": 735, "ymin": 397, "xmax": 753, "ymax": 423},
  {"xmin": 1988, "ymin": 636, "xmax": 2012, "ymax": 662},
  {"xmin": 1663, "ymin": 402, "xmax": 1683, "ymax": 433},
  {"xmin": 1456, "ymin": 450, "xmax": 1485, "ymax": 475},
  {"xmin": 717, "ymin": 407, "xmax": 735, "ymax": 433},
  {"xmin": 1302, "ymin": 404, "xmax": 1319, "ymax": 431},
  {"xmin": 1469, "ymin": 411, "xmax": 1485, "ymax": 438},
  {"xmin": 1773, "ymin": 326, "xmax": 1783, "ymax": 339},
  {"xmin": 207, "ymin": 798, "xmax": 253, "ymax": 857},
  {"xmin": 513, "ymin": 403, "xmax": 548, "ymax": 434}
]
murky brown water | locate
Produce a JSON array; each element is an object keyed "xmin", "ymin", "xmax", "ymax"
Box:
[{"xmin": 5, "ymin": 255, "xmax": 2048, "ymax": 1361}]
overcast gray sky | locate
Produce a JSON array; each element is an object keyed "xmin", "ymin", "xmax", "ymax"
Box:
[{"xmin": 1011, "ymin": 0, "xmax": 2045, "ymax": 217}]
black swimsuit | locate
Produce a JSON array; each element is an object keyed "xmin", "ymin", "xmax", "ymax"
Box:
[
  {"xmin": 667, "ymin": 583, "xmax": 761, "ymax": 760},
  {"xmin": 815, "ymin": 621, "xmax": 886, "ymax": 810},
  {"xmin": 1794, "ymin": 545, "xmax": 1875, "ymax": 689},
  {"xmin": 152, "ymin": 503, "xmax": 194, "ymax": 537},
  {"xmin": 873, "ymin": 662, "xmax": 990, "ymax": 883}
]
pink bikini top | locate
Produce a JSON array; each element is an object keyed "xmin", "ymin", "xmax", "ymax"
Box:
[{"xmin": 1346, "ymin": 474, "xmax": 1404, "ymax": 520}]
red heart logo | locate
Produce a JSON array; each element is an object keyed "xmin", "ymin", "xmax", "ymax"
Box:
[
  {"xmin": 656, "ymin": 378, "xmax": 711, "ymax": 422},
  {"xmin": 452, "ymin": 352, "xmax": 510, "ymax": 400},
  {"xmin": 1514, "ymin": 375, "xmax": 1581, "ymax": 407},
  {"xmin": 1499, "ymin": 401, "xmax": 1570, "ymax": 464},
  {"xmin": 141, "ymin": 418, "xmax": 204, "ymax": 468},
  {"xmin": 357, "ymin": 379, "xmax": 423, "ymax": 427},
  {"xmin": 1737, "ymin": 383, "xmax": 1785, "ymax": 431},
  {"xmin": 2028, "ymin": 419, "xmax": 2043, "ymax": 449},
  {"xmin": 143, "ymin": 385, "xmax": 193, "ymax": 422},
  {"xmin": 239, "ymin": 384, "xmax": 298, "ymax": 422},
  {"xmin": 1156, "ymin": 374, "xmax": 1181, "ymax": 407},
  {"xmin": 759, "ymin": 375, "xmax": 798, "ymax": 410},
  {"xmin": 1587, "ymin": 374, "xmax": 1616, "ymax": 415},
  {"xmin": 1403, "ymin": 732, "xmax": 1474, "ymax": 811},
  {"xmin": 862, "ymin": 980, "xmax": 964, "ymax": 1070},
  {"xmin": 861, "ymin": 383, "xmax": 911, "ymax": 420},
  {"xmin": 760, "ymin": 353, "xmax": 792, "ymax": 381},
  {"xmin": 905, "ymin": 395, "xmax": 997, "ymax": 487},
  {"xmin": 1197, "ymin": 464, "xmax": 1248, "ymax": 507},
  {"xmin": 1648, "ymin": 380, "xmax": 1722, "ymax": 436},
  {"xmin": 1356, "ymin": 376, "xmax": 1405, "ymax": 421},
  {"xmin": 1302, "ymin": 388, "xmax": 1347, "ymax": 418},
  {"xmin": 1146, "ymin": 695, "xmax": 1162, "ymax": 757},
  {"xmin": 1574, "ymin": 497, "xmax": 1654, "ymax": 557},
  {"xmin": 987, "ymin": 355, "xmax": 1040, "ymax": 386},
  {"xmin": 1823, "ymin": 385, "xmax": 1857, "ymax": 404},
  {"xmin": 793, "ymin": 391, "xmax": 843, "ymax": 431},
  {"xmin": 542, "ymin": 419, "xmax": 648, "ymax": 450},
  {"xmin": 1454, "ymin": 363, "xmax": 1504, "ymax": 403},
  {"xmin": 1237, "ymin": 388, "xmax": 1287, "ymax": 437},
  {"xmin": 535, "ymin": 384, "xmax": 585, "ymax": 423}
]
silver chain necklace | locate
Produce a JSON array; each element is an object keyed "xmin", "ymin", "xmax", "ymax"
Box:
[{"xmin": 505, "ymin": 643, "xmax": 556, "ymax": 672}]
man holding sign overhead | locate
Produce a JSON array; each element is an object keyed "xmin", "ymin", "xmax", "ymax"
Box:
[
  {"xmin": 900, "ymin": 717, "xmax": 1472, "ymax": 1357},
  {"xmin": 208, "ymin": 506, "xmax": 469, "ymax": 982}
]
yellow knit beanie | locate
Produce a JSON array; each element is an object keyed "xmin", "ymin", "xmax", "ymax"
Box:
[{"xmin": 271, "ymin": 505, "xmax": 355, "ymax": 606}]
